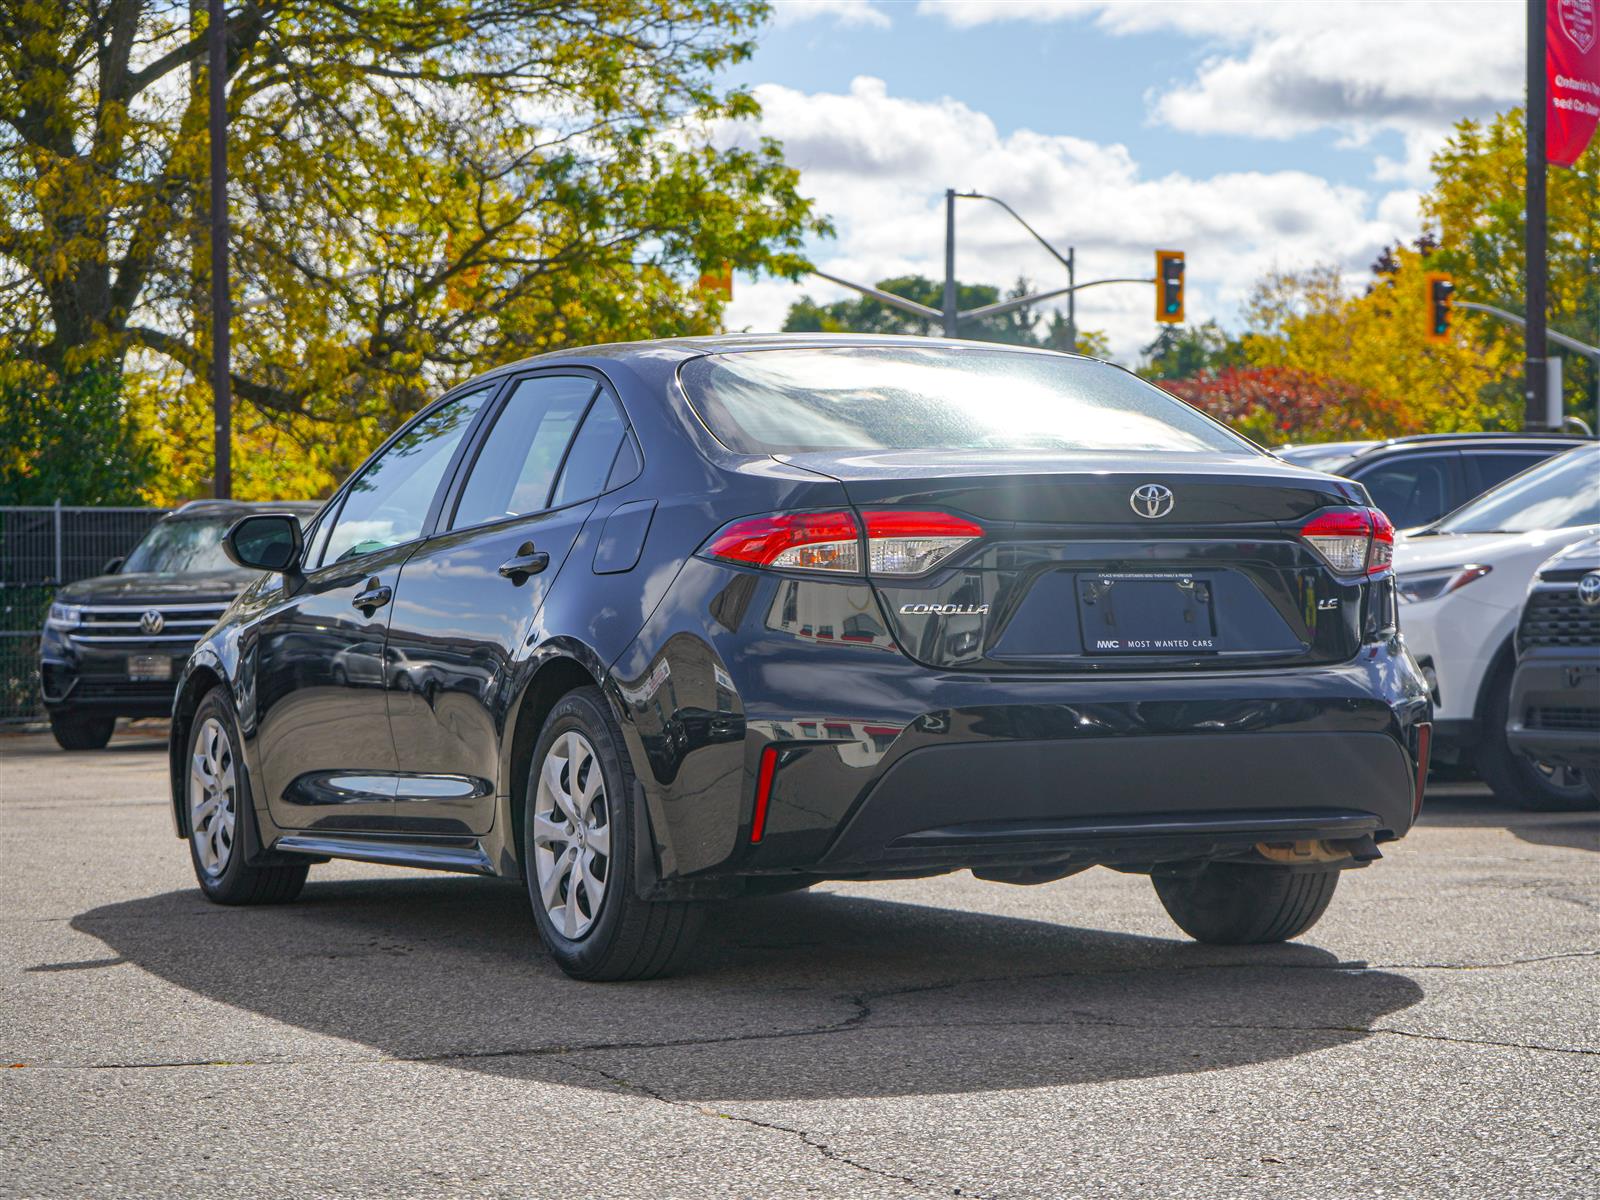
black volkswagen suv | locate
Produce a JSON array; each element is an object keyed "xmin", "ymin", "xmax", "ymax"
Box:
[
  {"xmin": 42, "ymin": 500, "xmax": 319, "ymax": 749},
  {"xmin": 170, "ymin": 337, "xmax": 1432, "ymax": 979}
]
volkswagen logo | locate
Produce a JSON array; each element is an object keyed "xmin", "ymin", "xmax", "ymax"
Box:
[
  {"xmin": 1130, "ymin": 484, "xmax": 1175, "ymax": 519},
  {"xmin": 140, "ymin": 610, "xmax": 165, "ymax": 635},
  {"xmin": 1579, "ymin": 571, "xmax": 1600, "ymax": 608}
]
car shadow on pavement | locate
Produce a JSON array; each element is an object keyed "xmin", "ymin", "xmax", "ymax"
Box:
[
  {"xmin": 1420, "ymin": 794, "xmax": 1600, "ymax": 853},
  {"xmin": 73, "ymin": 878, "xmax": 1424, "ymax": 1102}
]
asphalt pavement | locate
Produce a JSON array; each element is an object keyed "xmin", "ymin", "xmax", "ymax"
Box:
[{"xmin": 2, "ymin": 722, "xmax": 1596, "ymax": 1198}]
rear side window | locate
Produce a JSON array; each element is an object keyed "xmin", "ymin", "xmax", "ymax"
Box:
[
  {"xmin": 452, "ymin": 375, "xmax": 598, "ymax": 529},
  {"xmin": 679, "ymin": 346, "xmax": 1252, "ymax": 455},
  {"xmin": 1469, "ymin": 450, "xmax": 1553, "ymax": 494},
  {"xmin": 1356, "ymin": 454, "xmax": 1457, "ymax": 529},
  {"xmin": 551, "ymin": 392, "xmax": 628, "ymax": 508}
]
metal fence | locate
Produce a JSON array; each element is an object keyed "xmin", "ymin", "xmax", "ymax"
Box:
[{"xmin": 0, "ymin": 504, "xmax": 172, "ymax": 722}]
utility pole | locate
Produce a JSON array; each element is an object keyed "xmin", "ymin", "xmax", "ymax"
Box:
[
  {"xmin": 209, "ymin": 0, "xmax": 232, "ymax": 497},
  {"xmin": 1066, "ymin": 247, "xmax": 1076, "ymax": 351},
  {"xmin": 1526, "ymin": 0, "xmax": 1548, "ymax": 431},
  {"xmin": 942, "ymin": 189, "xmax": 958, "ymax": 337}
]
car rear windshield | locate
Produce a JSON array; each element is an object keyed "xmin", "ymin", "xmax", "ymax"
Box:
[
  {"xmin": 1432, "ymin": 445, "xmax": 1600, "ymax": 534},
  {"xmin": 678, "ymin": 346, "xmax": 1254, "ymax": 455}
]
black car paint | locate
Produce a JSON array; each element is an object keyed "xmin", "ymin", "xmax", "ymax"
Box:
[{"xmin": 169, "ymin": 336, "xmax": 1432, "ymax": 895}]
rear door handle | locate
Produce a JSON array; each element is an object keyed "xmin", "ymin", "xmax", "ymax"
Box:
[
  {"xmin": 352, "ymin": 579, "xmax": 392, "ymax": 612},
  {"xmin": 498, "ymin": 542, "xmax": 550, "ymax": 584}
]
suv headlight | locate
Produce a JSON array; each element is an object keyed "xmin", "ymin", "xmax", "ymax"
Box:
[
  {"xmin": 1396, "ymin": 564, "xmax": 1492, "ymax": 604},
  {"xmin": 45, "ymin": 602, "xmax": 83, "ymax": 630}
]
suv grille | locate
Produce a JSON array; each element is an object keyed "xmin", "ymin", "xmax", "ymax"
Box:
[
  {"xmin": 1526, "ymin": 706, "xmax": 1600, "ymax": 733},
  {"xmin": 70, "ymin": 603, "xmax": 230, "ymax": 645},
  {"xmin": 1519, "ymin": 587, "xmax": 1600, "ymax": 649}
]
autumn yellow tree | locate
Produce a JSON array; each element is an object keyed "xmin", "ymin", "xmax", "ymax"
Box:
[
  {"xmin": 0, "ymin": 0, "xmax": 827, "ymax": 502},
  {"xmin": 1243, "ymin": 250, "xmax": 1517, "ymax": 433}
]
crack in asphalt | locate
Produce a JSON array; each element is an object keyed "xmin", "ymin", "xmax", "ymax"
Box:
[{"xmin": 568, "ymin": 1057, "xmax": 980, "ymax": 1198}]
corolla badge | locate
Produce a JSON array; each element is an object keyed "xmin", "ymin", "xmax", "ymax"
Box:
[
  {"xmin": 1130, "ymin": 484, "xmax": 1175, "ymax": 519},
  {"xmin": 140, "ymin": 610, "xmax": 165, "ymax": 635},
  {"xmin": 899, "ymin": 603, "xmax": 990, "ymax": 616},
  {"xmin": 1579, "ymin": 571, "xmax": 1600, "ymax": 607}
]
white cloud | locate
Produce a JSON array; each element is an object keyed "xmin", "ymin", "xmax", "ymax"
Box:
[
  {"xmin": 721, "ymin": 77, "xmax": 1417, "ymax": 361},
  {"xmin": 771, "ymin": 0, "xmax": 891, "ymax": 30},
  {"xmin": 917, "ymin": 1, "xmax": 1522, "ymax": 152}
]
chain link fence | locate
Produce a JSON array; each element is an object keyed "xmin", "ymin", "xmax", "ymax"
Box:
[{"xmin": 0, "ymin": 504, "xmax": 172, "ymax": 722}]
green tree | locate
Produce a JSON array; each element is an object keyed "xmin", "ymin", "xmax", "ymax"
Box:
[
  {"xmin": 1137, "ymin": 321, "xmax": 1247, "ymax": 381},
  {"xmin": 1423, "ymin": 108, "xmax": 1598, "ymax": 423},
  {"xmin": 783, "ymin": 275, "xmax": 1107, "ymax": 353},
  {"xmin": 0, "ymin": 0, "xmax": 827, "ymax": 500},
  {"xmin": 0, "ymin": 366, "xmax": 150, "ymax": 504}
]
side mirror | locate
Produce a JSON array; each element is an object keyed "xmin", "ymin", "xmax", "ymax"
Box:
[
  {"xmin": 103, "ymin": 556, "xmax": 124, "ymax": 575},
  {"xmin": 224, "ymin": 513, "xmax": 304, "ymax": 574}
]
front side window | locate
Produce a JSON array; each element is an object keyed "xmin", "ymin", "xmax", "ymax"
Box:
[
  {"xmin": 323, "ymin": 388, "xmax": 490, "ymax": 564},
  {"xmin": 678, "ymin": 346, "xmax": 1255, "ymax": 455},
  {"xmin": 1434, "ymin": 446, "xmax": 1600, "ymax": 534},
  {"xmin": 451, "ymin": 375, "xmax": 601, "ymax": 529}
]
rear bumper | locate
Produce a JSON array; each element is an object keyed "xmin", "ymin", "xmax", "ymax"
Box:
[
  {"xmin": 1506, "ymin": 651, "xmax": 1600, "ymax": 769},
  {"xmin": 613, "ymin": 562, "xmax": 1432, "ymax": 884},
  {"xmin": 818, "ymin": 731, "xmax": 1411, "ymax": 874}
]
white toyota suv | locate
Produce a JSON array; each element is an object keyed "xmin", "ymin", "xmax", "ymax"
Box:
[{"xmin": 1394, "ymin": 443, "xmax": 1599, "ymax": 809}]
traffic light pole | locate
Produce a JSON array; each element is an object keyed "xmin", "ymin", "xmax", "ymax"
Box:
[
  {"xmin": 1526, "ymin": 0, "xmax": 1549, "ymax": 430},
  {"xmin": 208, "ymin": 0, "xmax": 232, "ymax": 498}
]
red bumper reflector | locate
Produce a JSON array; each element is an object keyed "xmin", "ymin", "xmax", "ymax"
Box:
[
  {"xmin": 750, "ymin": 747, "xmax": 778, "ymax": 843},
  {"xmin": 1413, "ymin": 722, "xmax": 1432, "ymax": 818}
]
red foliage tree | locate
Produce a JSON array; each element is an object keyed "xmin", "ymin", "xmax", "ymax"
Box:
[{"xmin": 1160, "ymin": 367, "xmax": 1411, "ymax": 446}]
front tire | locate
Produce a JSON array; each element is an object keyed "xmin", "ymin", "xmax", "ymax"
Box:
[
  {"xmin": 49, "ymin": 711, "xmax": 115, "ymax": 750},
  {"xmin": 1477, "ymin": 665, "xmax": 1597, "ymax": 811},
  {"xmin": 185, "ymin": 690, "xmax": 308, "ymax": 905},
  {"xmin": 1153, "ymin": 863, "xmax": 1339, "ymax": 945},
  {"xmin": 524, "ymin": 686, "xmax": 702, "ymax": 981}
]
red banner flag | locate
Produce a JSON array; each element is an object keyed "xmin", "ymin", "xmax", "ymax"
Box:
[{"xmin": 1550, "ymin": 0, "xmax": 1600, "ymax": 166}]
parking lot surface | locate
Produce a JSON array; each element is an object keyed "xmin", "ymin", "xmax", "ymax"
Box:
[{"xmin": 2, "ymin": 723, "xmax": 1596, "ymax": 1198}]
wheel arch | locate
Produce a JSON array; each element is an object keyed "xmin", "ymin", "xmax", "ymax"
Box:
[
  {"xmin": 169, "ymin": 661, "xmax": 227, "ymax": 838},
  {"xmin": 500, "ymin": 643, "xmax": 615, "ymax": 872},
  {"xmin": 1471, "ymin": 635, "xmax": 1517, "ymax": 727}
]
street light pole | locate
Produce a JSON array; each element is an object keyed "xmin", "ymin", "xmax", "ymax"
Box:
[
  {"xmin": 209, "ymin": 0, "xmax": 232, "ymax": 498},
  {"xmin": 1525, "ymin": 0, "xmax": 1548, "ymax": 431},
  {"xmin": 942, "ymin": 188, "xmax": 958, "ymax": 337}
]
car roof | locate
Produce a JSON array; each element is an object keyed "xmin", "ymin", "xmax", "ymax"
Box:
[
  {"xmin": 169, "ymin": 499, "xmax": 323, "ymax": 519},
  {"xmin": 1346, "ymin": 432, "xmax": 1590, "ymax": 459},
  {"xmin": 469, "ymin": 332, "xmax": 1094, "ymax": 383}
]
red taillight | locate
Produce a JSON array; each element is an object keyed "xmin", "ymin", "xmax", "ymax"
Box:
[
  {"xmin": 750, "ymin": 747, "xmax": 778, "ymax": 843},
  {"xmin": 705, "ymin": 509, "xmax": 984, "ymax": 576},
  {"xmin": 706, "ymin": 511, "xmax": 861, "ymax": 573},
  {"xmin": 1300, "ymin": 507, "xmax": 1394, "ymax": 576},
  {"xmin": 862, "ymin": 510, "xmax": 983, "ymax": 575},
  {"xmin": 1412, "ymin": 721, "xmax": 1432, "ymax": 818}
]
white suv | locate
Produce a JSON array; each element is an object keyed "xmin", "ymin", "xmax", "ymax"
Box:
[{"xmin": 1394, "ymin": 444, "xmax": 1599, "ymax": 808}]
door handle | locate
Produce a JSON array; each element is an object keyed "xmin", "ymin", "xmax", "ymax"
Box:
[
  {"xmin": 352, "ymin": 578, "xmax": 392, "ymax": 613},
  {"xmin": 498, "ymin": 542, "xmax": 550, "ymax": 584}
]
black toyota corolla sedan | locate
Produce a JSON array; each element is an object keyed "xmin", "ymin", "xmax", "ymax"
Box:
[{"xmin": 169, "ymin": 335, "xmax": 1432, "ymax": 979}]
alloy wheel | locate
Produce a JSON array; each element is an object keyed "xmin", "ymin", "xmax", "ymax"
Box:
[
  {"xmin": 532, "ymin": 730, "xmax": 612, "ymax": 939},
  {"xmin": 189, "ymin": 716, "xmax": 237, "ymax": 877}
]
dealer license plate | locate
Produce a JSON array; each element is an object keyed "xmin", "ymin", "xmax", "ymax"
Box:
[
  {"xmin": 1077, "ymin": 572, "xmax": 1220, "ymax": 654},
  {"xmin": 127, "ymin": 654, "xmax": 173, "ymax": 682}
]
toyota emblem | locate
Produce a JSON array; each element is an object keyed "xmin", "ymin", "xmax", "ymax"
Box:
[
  {"xmin": 1579, "ymin": 571, "xmax": 1600, "ymax": 608},
  {"xmin": 140, "ymin": 610, "xmax": 165, "ymax": 635},
  {"xmin": 1130, "ymin": 484, "xmax": 1175, "ymax": 519}
]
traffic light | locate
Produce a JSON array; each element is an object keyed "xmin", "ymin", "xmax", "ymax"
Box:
[
  {"xmin": 1155, "ymin": 250, "xmax": 1184, "ymax": 323},
  {"xmin": 1425, "ymin": 273, "xmax": 1453, "ymax": 343}
]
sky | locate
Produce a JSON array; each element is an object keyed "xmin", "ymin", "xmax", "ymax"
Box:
[{"xmin": 717, "ymin": 0, "xmax": 1527, "ymax": 362}]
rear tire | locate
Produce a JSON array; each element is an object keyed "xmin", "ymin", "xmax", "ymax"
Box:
[
  {"xmin": 524, "ymin": 686, "xmax": 703, "ymax": 981},
  {"xmin": 1477, "ymin": 665, "xmax": 1597, "ymax": 811},
  {"xmin": 185, "ymin": 691, "xmax": 308, "ymax": 905},
  {"xmin": 49, "ymin": 712, "xmax": 115, "ymax": 751},
  {"xmin": 1153, "ymin": 863, "xmax": 1339, "ymax": 945}
]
